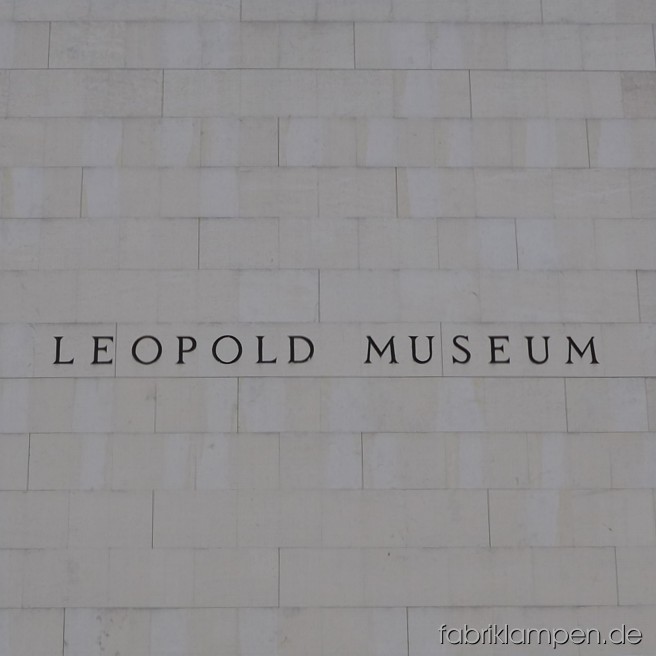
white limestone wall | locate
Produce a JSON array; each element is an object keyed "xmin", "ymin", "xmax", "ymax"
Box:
[{"xmin": 0, "ymin": 0, "xmax": 655, "ymax": 654}]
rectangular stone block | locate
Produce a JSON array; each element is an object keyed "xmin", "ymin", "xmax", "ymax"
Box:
[
  {"xmin": 319, "ymin": 378, "xmax": 566, "ymax": 432},
  {"xmin": 566, "ymin": 378, "xmax": 649, "ymax": 432},
  {"xmin": 241, "ymin": 70, "xmax": 319, "ymax": 117},
  {"xmin": 474, "ymin": 169, "xmax": 552, "ymax": 217},
  {"xmin": 609, "ymin": 433, "xmax": 656, "ymax": 488},
  {"xmin": 397, "ymin": 168, "xmax": 475, "ymax": 217},
  {"xmin": 280, "ymin": 118, "xmax": 356, "ymax": 166},
  {"xmin": 9, "ymin": 70, "xmax": 162, "ymax": 118},
  {"xmin": 617, "ymin": 547, "xmax": 656, "ymax": 604},
  {"xmin": 393, "ymin": 71, "xmax": 470, "ymax": 118},
  {"xmin": 543, "ymin": 0, "xmax": 656, "ymax": 23},
  {"xmin": 239, "ymin": 168, "xmax": 317, "ymax": 218},
  {"xmin": 163, "ymin": 71, "xmax": 240, "ymax": 117},
  {"xmin": 355, "ymin": 23, "xmax": 431, "ymax": 69},
  {"xmin": 23, "ymin": 549, "xmax": 109, "ymax": 607},
  {"xmin": 489, "ymin": 489, "xmax": 656, "ymax": 547},
  {"xmin": 0, "ymin": 435, "xmax": 28, "ymax": 490},
  {"xmin": 589, "ymin": 119, "xmax": 656, "ymax": 168},
  {"xmin": 392, "ymin": 0, "xmax": 542, "ymax": 22},
  {"xmin": 0, "ymin": 491, "xmax": 68, "ymax": 548},
  {"xmin": 279, "ymin": 23, "xmax": 354, "ymax": 68},
  {"xmin": 153, "ymin": 491, "xmax": 237, "ymax": 548},
  {"xmin": 595, "ymin": 219, "xmax": 656, "ymax": 270},
  {"xmin": 0, "ymin": 167, "xmax": 81, "ymax": 218},
  {"xmin": 622, "ymin": 72, "xmax": 656, "ymax": 118},
  {"xmin": 68, "ymin": 491, "xmax": 152, "ymax": 548},
  {"xmin": 280, "ymin": 433, "xmax": 362, "ymax": 489},
  {"xmin": 0, "ymin": 323, "xmax": 34, "ymax": 377},
  {"xmin": 201, "ymin": 118, "xmax": 277, "ymax": 166},
  {"xmin": 0, "ymin": 610, "xmax": 63, "ymax": 656},
  {"xmin": 553, "ymin": 169, "xmax": 631, "ymax": 219},
  {"xmin": 108, "ymin": 549, "xmax": 194, "ymax": 607},
  {"xmin": 318, "ymin": 71, "xmax": 395, "ymax": 117},
  {"xmin": 193, "ymin": 549, "xmax": 278, "ymax": 607},
  {"xmin": 156, "ymin": 378, "xmax": 238, "ymax": 432},
  {"xmin": 121, "ymin": 118, "xmax": 200, "ymax": 167},
  {"xmin": 0, "ymin": 550, "xmax": 23, "ymax": 607},
  {"xmin": 438, "ymin": 219, "xmax": 517, "ymax": 270},
  {"xmin": 319, "ymin": 168, "xmax": 396, "ymax": 218},
  {"xmin": 0, "ymin": 21, "xmax": 49, "ymax": 68}
]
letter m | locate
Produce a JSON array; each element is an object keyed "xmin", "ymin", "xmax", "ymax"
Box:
[{"xmin": 365, "ymin": 336, "xmax": 398, "ymax": 364}]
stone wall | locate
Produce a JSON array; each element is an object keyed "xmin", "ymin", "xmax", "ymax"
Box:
[{"xmin": 0, "ymin": 0, "xmax": 655, "ymax": 654}]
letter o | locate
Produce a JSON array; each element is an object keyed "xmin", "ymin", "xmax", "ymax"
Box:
[
  {"xmin": 132, "ymin": 335, "xmax": 163, "ymax": 365},
  {"xmin": 212, "ymin": 335, "xmax": 243, "ymax": 364}
]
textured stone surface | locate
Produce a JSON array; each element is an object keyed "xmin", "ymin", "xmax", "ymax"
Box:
[{"xmin": 0, "ymin": 2, "xmax": 655, "ymax": 654}]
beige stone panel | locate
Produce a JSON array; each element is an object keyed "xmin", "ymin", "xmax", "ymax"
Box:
[
  {"xmin": 108, "ymin": 549, "xmax": 193, "ymax": 607},
  {"xmin": 161, "ymin": 168, "xmax": 239, "ymax": 218},
  {"xmin": 610, "ymin": 433, "xmax": 656, "ymax": 488},
  {"xmin": 200, "ymin": 218, "xmax": 277, "ymax": 269},
  {"xmin": 650, "ymin": 379, "xmax": 656, "ymax": 430},
  {"xmin": 474, "ymin": 169, "xmax": 552, "ymax": 218},
  {"xmin": 280, "ymin": 433, "xmax": 362, "ymax": 489},
  {"xmin": 510, "ymin": 119, "xmax": 589, "ymax": 168},
  {"xmin": 0, "ymin": 380, "xmax": 37, "ymax": 433},
  {"xmin": 596, "ymin": 219, "xmax": 656, "ymax": 270},
  {"xmin": 394, "ymin": 71, "xmax": 470, "ymax": 118},
  {"xmin": 196, "ymin": 433, "xmax": 279, "ymax": 490},
  {"xmin": 9, "ymin": 70, "xmax": 162, "ymax": 118},
  {"xmin": 82, "ymin": 168, "xmax": 160, "ymax": 218},
  {"xmin": 553, "ymin": 169, "xmax": 631, "ymax": 219},
  {"xmin": 0, "ymin": 271, "xmax": 76, "ymax": 322},
  {"xmin": 319, "ymin": 168, "xmax": 395, "ymax": 218},
  {"xmin": 321, "ymin": 490, "xmax": 489, "ymax": 547},
  {"xmin": 212, "ymin": 22, "xmax": 277, "ymax": 68},
  {"xmin": 320, "ymin": 270, "xmax": 480, "ymax": 322},
  {"xmin": 0, "ymin": 119, "xmax": 46, "ymax": 166},
  {"xmin": 547, "ymin": 72, "xmax": 625, "ymax": 119},
  {"xmin": 112, "ymin": 434, "xmax": 196, "ymax": 491},
  {"xmin": 316, "ymin": 0, "xmax": 393, "ymax": 21},
  {"xmin": 638, "ymin": 271, "xmax": 656, "ymax": 322},
  {"xmin": 567, "ymin": 378, "xmax": 648, "ymax": 433},
  {"xmin": 479, "ymin": 271, "xmax": 639, "ymax": 322},
  {"xmin": 398, "ymin": 168, "xmax": 475, "ymax": 217},
  {"xmin": 0, "ymin": 71, "xmax": 7, "ymax": 118},
  {"xmin": 0, "ymin": 610, "xmax": 63, "ymax": 656},
  {"xmin": 281, "ymin": 118, "xmax": 356, "ymax": 166},
  {"xmin": 434, "ymin": 119, "xmax": 476, "ymax": 167},
  {"xmin": 363, "ymin": 433, "xmax": 529, "ymax": 489},
  {"xmin": 316, "ymin": 73, "xmax": 393, "ymax": 120},
  {"xmin": 543, "ymin": 0, "xmax": 656, "ymax": 23},
  {"xmin": 49, "ymin": 21, "xmax": 132, "ymax": 68},
  {"xmin": 23, "ymin": 549, "xmax": 109, "ymax": 607},
  {"xmin": 0, "ymin": 323, "xmax": 34, "ymax": 377},
  {"xmin": 122, "ymin": 118, "xmax": 200, "ymax": 167},
  {"xmin": 430, "ymin": 24, "xmax": 507, "ymax": 70},
  {"xmin": 0, "ymin": 435, "xmax": 28, "ymax": 490},
  {"xmin": 438, "ymin": 218, "xmax": 516, "ymax": 270},
  {"xmin": 517, "ymin": 219, "xmax": 596, "ymax": 270},
  {"xmin": 241, "ymin": 70, "xmax": 318, "ymax": 117},
  {"xmin": 359, "ymin": 218, "xmax": 438, "ymax": 269},
  {"xmin": 393, "ymin": 0, "xmax": 541, "ymax": 21},
  {"xmin": 237, "ymin": 490, "xmax": 322, "ymax": 547},
  {"xmin": 630, "ymin": 169, "xmax": 656, "ymax": 219},
  {"xmin": 241, "ymin": 0, "xmax": 318, "ymax": 20},
  {"xmin": 527, "ymin": 433, "xmax": 612, "ymax": 489},
  {"xmin": 163, "ymin": 71, "xmax": 240, "ymax": 117},
  {"xmin": 156, "ymin": 378, "xmax": 237, "ymax": 432},
  {"xmin": 357, "ymin": 118, "xmax": 435, "ymax": 167},
  {"xmin": 582, "ymin": 25, "xmax": 656, "ymax": 71},
  {"xmin": 12, "ymin": 0, "xmax": 89, "ymax": 20},
  {"xmin": 193, "ymin": 549, "xmax": 278, "ymax": 607},
  {"xmin": 280, "ymin": 218, "xmax": 358, "ymax": 269},
  {"xmin": 239, "ymin": 168, "xmax": 317, "ymax": 218},
  {"xmin": 119, "ymin": 218, "xmax": 198, "ymax": 269},
  {"xmin": 589, "ymin": 120, "xmax": 656, "ymax": 168},
  {"xmin": 149, "ymin": 609, "xmax": 239, "ymax": 656},
  {"xmin": 64, "ymin": 609, "xmax": 149, "ymax": 656},
  {"xmin": 0, "ymin": 167, "xmax": 81, "ymax": 218},
  {"xmin": 622, "ymin": 73, "xmax": 656, "ymax": 118},
  {"xmin": 201, "ymin": 118, "xmax": 277, "ymax": 166},
  {"xmin": 0, "ymin": 21, "xmax": 48, "ymax": 68},
  {"xmin": 355, "ymin": 23, "xmax": 431, "ymax": 69},
  {"xmin": 68, "ymin": 491, "xmax": 152, "ymax": 548},
  {"xmin": 0, "ymin": 550, "xmax": 23, "ymax": 608},
  {"xmin": 76, "ymin": 271, "xmax": 157, "ymax": 322},
  {"xmin": 153, "ymin": 491, "xmax": 237, "ymax": 548},
  {"xmin": 617, "ymin": 548, "xmax": 656, "ymax": 604},
  {"xmin": 238, "ymin": 378, "xmax": 321, "ymax": 432},
  {"xmin": 29, "ymin": 434, "xmax": 112, "ymax": 491},
  {"xmin": 87, "ymin": 0, "xmax": 240, "ymax": 20},
  {"xmin": 507, "ymin": 25, "xmax": 582, "ymax": 70},
  {"xmin": 320, "ymin": 378, "xmax": 566, "ymax": 433},
  {"xmin": 490, "ymin": 489, "xmax": 656, "ymax": 547},
  {"xmin": 0, "ymin": 218, "xmax": 41, "ymax": 268},
  {"xmin": 279, "ymin": 23, "xmax": 354, "ymax": 68},
  {"xmin": 471, "ymin": 72, "xmax": 548, "ymax": 119},
  {"xmin": 0, "ymin": 491, "xmax": 68, "ymax": 548},
  {"xmin": 281, "ymin": 547, "xmax": 615, "ymax": 607}
]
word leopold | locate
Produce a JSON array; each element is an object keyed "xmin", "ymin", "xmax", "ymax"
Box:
[{"xmin": 52, "ymin": 331, "xmax": 600, "ymax": 367}]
